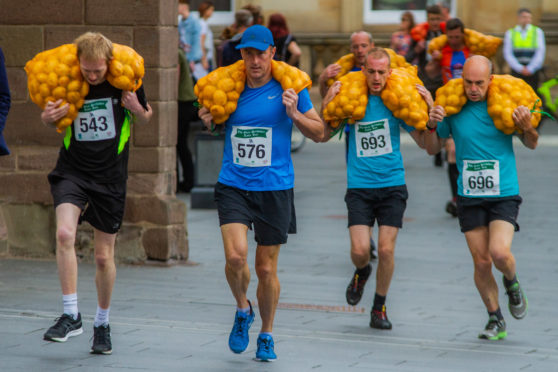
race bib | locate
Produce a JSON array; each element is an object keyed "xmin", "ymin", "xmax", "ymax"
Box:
[
  {"xmin": 462, "ymin": 160, "xmax": 500, "ymax": 196},
  {"xmin": 74, "ymin": 98, "xmax": 116, "ymax": 141},
  {"xmin": 231, "ymin": 126, "xmax": 272, "ymax": 167},
  {"xmin": 355, "ymin": 119, "xmax": 392, "ymax": 157}
]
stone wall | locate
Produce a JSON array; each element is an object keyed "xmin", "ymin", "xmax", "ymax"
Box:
[{"xmin": 0, "ymin": 0, "xmax": 188, "ymax": 263}]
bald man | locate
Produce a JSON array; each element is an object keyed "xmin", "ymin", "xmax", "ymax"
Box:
[
  {"xmin": 424, "ymin": 55, "xmax": 537, "ymax": 340},
  {"xmin": 318, "ymin": 31, "xmax": 374, "ymax": 98}
]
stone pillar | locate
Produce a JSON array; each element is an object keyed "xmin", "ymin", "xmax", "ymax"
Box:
[{"xmin": 0, "ymin": 0, "xmax": 188, "ymax": 263}]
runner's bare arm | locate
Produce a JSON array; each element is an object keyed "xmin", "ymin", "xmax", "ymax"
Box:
[
  {"xmin": 283, "ymin": 88, "xmax": 326, "ymax": 143},
  {"xmin": 318, "ymin": 63, "xmax": 342, "ymax": 98},
  {"xmin": 513, "ymin": 105, "xmax": 538, "ymax": 149},
  {"xmin": 122, "ymin": 91, "xmax": 152, "ymax": 125},
  {"xmin": 424, "ymin": 105, "xmax": 446, "ymax": 155},
  {"xmin": 319, "ymin": 81, "xmax": 342, "ymax": 142}
]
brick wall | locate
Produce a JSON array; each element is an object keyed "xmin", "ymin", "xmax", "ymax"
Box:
[{"xmin": 0, "ymin": 0, "xmax": 188, "ymax": 263}]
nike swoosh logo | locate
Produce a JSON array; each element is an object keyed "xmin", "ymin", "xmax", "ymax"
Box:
[{"xmin": 268, "ymin": 95, "xmax": 278, "ymax": 99}]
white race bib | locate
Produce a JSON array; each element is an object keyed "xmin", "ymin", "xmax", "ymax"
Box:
[
  {"xmin": 74, "ymin": 98, "xmax": 116, "ymax": 141},
  {"xmin": 462, "ymin": 160, "xmax": 500, "ymax": 196},
  {"xmin": 231, "ymin": 126, "xmax": 272, "ymax": 167},
  {"xmin": 355, "ymin": 119, "xmax": 392, "ymax": 157}
]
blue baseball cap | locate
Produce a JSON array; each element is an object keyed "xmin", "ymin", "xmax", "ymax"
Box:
[{"xmin": 235, "ymin": 25, "xmax": 275, "ymax": 51}]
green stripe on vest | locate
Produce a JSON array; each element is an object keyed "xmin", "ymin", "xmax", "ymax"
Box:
[
  {"xmin": 64, "ymin": 126, "xmax": 72, "ymax": 150},
  {"xmin": 511, "ymin": 25, "xmax": 538, "ymax": 48},
  {"xmin": 118, "ymin": 110, "xmax": 132, "ymax": 155}
]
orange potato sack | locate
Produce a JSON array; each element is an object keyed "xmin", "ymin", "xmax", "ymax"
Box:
[
  {"xmin": 487, "ymin": 74, "xmax": 542, "ymax": 134},
  {"xmin": 428, "ymin": 29, "xmax": 502, "ymax": 58},
  {"xmin": 464, "ymin": 29, "xmax": 503, "ymax": 58},
  {"xmin": 427, "ymin": 34, "xmax": 448, "ymax": 55},
  {"xmin": 326, "ymin": 53, "xmax": 355, "ymax": 86},
  {"xmin": 194, "ymin": 60, "xmax": 246, "ymax": 124},
  {"xmin": 107, "ymin": 43, "xmax": 145, "ymax": 92},
  {"xmin": 381, "ymin": 67, "xmax": 429, "ymax": 130},
  {"xmin": 323, "ymin": 71, "xmax": 368, "ymax": 124},
  {"xmin": 24, "ymin": 43, "xmax": 89, "ymax": 133},
  {"xmin": 271, "ymin": 60, "xmax": 312, "ymax": 93},
  {"xmin": 385, "ymin": 48, "xmax": 412, "ymax": 69},
  {"xmin": 434, "ymin": 78, "xmax": 468, "ymax": 116}
]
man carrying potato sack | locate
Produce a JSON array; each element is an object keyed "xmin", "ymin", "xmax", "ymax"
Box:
[
  {"xmin": 424, "ymin": 55, "xmax": 537, "ymax": 340},
  {"xmin": 198, "ymin": 25, "xmax": 325, "ymax": 362},
  {"xmin": 322, "ymin": 48, "xmax": 427, "ymax": 330},
  {"xmin": 41, "ymin": 32, "xmax": 152, "ymax": 354}
]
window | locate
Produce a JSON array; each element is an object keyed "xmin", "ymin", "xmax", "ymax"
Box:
[
  {"xmin": 363, "ymin": 0, "xmax": 456, "ymax": 25},
  {"xmin": 190, "ymin": 0, "xmax": 235, "ymax": 25}
]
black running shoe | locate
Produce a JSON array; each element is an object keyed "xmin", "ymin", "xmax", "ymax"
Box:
[
  {"xmin": 43, "ymin": 313, "xmax": 83, "ymax": 342},
  {"xmin": 370, "ymin": 305, "xmax": 392, "ymax": 330},
  {"xmin": 345, "ymin": 264, "xmax": 372, "ymax": 305},
  {"xmin": 91, "ymin": 324, "xmax": 112, "ymax": 355}
]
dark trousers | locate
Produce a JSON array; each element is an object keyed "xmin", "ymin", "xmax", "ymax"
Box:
[
  {"xmin": 177, "ymin": 100, "xmax": 198, "ymax": 192},
  {"xmin": 512, "ymin": 69, "xmax": 539, "ymax": 92}
]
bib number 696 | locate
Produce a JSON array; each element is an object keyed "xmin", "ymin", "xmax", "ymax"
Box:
[
  {"xmin": 467, "ymin": 175, "xmax": 494, "ymax": 190},
  {"xmin": 238, "ymin": 143, "xmax": 265, "ymax": 159}
]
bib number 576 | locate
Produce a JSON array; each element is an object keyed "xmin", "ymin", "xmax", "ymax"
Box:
[{"xmin": 238, "ymin": 143, "xmax": 265, "ymax": 159}]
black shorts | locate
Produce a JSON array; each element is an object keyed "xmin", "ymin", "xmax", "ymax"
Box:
[
  {"xmin": 345, "ymin": 185, "xmax": 408, "ymax": 228},
  {"xmin": 48, "ymin": 173, "xmax": 127, "ymax": 234},
  {"xmin": 214, "ymin": 182, "xmax": 296, "ymax": 246},
  {"xmin": 456, "ymin": 195, "xmax": 522, "ymax": 233}
]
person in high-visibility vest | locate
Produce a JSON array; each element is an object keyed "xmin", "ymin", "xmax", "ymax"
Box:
[{"xmin": 503, "ymin": 8, "xmax": 546, "ymax": 91}]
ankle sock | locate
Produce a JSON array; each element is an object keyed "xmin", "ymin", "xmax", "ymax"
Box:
[
  {"xmin": 62, "ymin": 293, "xmax": 78, "ymax": 320},
  {"xmin": 237, "ymin": 306, "xmax": 251, "ymax": 315},
  {"xmin": 356, "ymin": 264, "xmax": 371, "ymax": 277},
  {"xmin": 503, "ymin": 274, "xmax": 518, "ymax": 289},
  {"xmin": 94, "ymin": 306, "xmax": 110, "ymax": 327},
  {"xmin": 488, "ymin": 307, "xmax": 504, "ymax": 321},
  {"xmin": 373, "ymin": 293, "xmax": 386, "ymax": 312}
]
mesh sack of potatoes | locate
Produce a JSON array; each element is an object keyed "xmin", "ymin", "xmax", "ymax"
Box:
[
  {"xmin": 24, "ymin": 44, "xmax": 89, "ymax": 132},
  {"xmin": 428, "ymin": 29, "xmax": 502, "ymax": 58},
  {"xmin": 194, "ymin": 60, "xmax": 246, "ymax": 124},
  {"xmin": 326, "ymin": 54, "xmax": 356, "ymax": 87},
  {"xmin": 107, "ymin": 43, "xmax": 145, "ymax": 92},
  {"xmin": 323, "ymin": 71, "xmax": 368, "ymax": 127},
  {"xmin": 271, "ymin": 60, "xmax": 312, "ymax": 93},
  {"xmin": 487, "ymin": 74, "xmax": 542, "ymax": 134},
  {"xmin": 385, "ymin": 48, "xmax": 412, "ymax": 69},
  {"xmin": 434, "ymin": 78, "xmax": 468, "ymax": 116},
  {"xmin": 380, "ymin": 67, "xmax": 429, "ymax": 130}
]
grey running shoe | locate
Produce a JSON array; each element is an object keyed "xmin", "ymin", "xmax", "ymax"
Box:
[
  {"xmin": 504, "ymin": 277, "xmax": 528, "ymax": 319},
  {"xmin": 478, "ymin": 315, "xmax": 507, "ymax": 340},
  {"xmin": 91, "ymin": 324, "xmax": 112, "ymax": 355}
]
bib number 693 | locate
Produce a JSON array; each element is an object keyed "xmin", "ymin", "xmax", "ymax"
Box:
[{"xmin": 360, "ymin": 135, "xmax": 386, "ymax": 150}]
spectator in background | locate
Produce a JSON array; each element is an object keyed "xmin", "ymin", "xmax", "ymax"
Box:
[
  {"xmin": 390, "ymin": 11, "xmax": 415, "ymax": 63},
  {"xmin": 438, "ymin": 2, "xmax": 451, "ymax": 21},
  {"xmin": 178, "ymin": 0, "xmax": 204, "ymax": 81},
  {"xmin": 503, "ymin": 8, "xmax": 546, "ymax": 92},
  {"xmin": 0, "ymin": 47, "xmax": 11, "ymax": 156},
  {"xmin": 268, "ymin": 13, "xmax": 302, "ymax": 67},
  {"xmin": 176, "ymin": 48, "xmax": 197, "ymax": 193},
  {"xmin": 218, "ymin": 9, "xmax": 253, "ymax": 67},
  {"xmin": 243, "ymin": 4, "xmax": 264, "ymax": 25},
  {"xmin": 198, "ymin": 1, "xmax": 215, "ymax": 73}
]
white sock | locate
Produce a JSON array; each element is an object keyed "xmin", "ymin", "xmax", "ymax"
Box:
[
  {"xmin": 94, "ymin": 306, "xmax": 110, "ymax": 327},
  {"xmin": 237, "ymin": 306, "xmax": 250, "ymax": 315},
  {"xmin": 62, "ymin": 293, "xmax": 78, "ymax": 320}
]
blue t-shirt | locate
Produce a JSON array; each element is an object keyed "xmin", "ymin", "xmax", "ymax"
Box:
[
  {"xmin": 437, "ymin": 100, "xmax": 519, "ymax": 197},
  {"xmin": 347, "ymin": 96, "xmax": 414, "ymax": 189},
  {"xmin": 218, "ymin": 79, "xmax": 313, "ymax": 191}
]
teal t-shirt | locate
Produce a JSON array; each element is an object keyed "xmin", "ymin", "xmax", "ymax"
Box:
[
  {"xmin": 347, "ymin": 95, "xmax": 414, "ymax": 189},
  {"xmin": 437, "ymin": 100, "xmax": 519, "ymax": 197}
]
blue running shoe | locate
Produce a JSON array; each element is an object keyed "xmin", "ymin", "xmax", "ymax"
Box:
[
  {"xmin": 228, "ymin": 300, "xmax": 255, "ymax": 353},
  {"xmin": 255, "ymin": 334, "xmax": 277, "ymax": 362}
]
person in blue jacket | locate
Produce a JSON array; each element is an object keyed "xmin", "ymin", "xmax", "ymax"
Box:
[{"xmin": 425, "ymin": 55, "xmax": 536, "ymax": 340}]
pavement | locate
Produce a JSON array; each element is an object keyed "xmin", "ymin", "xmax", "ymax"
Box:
[{"xmin": 1, "ymin": 119, "xmax": 558, "ymax": 371}]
